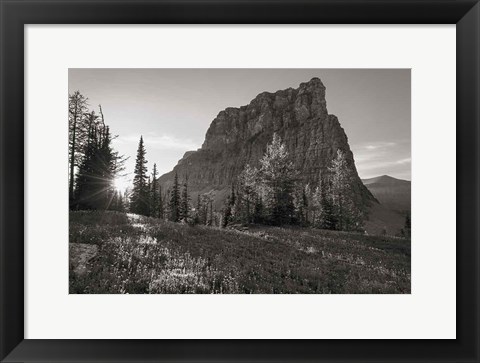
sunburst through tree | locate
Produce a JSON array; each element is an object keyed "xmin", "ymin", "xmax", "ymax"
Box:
[{"xmin": 69, "ymin": 97, "xmax": 124, "ymax": 211}]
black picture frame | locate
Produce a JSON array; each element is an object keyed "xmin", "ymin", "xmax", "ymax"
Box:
[{"xmin": 1, "ymin": 0, "xmax": 479, "ymax": 362}]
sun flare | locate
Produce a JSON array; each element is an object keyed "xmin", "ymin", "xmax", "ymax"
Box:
[{"xmin": 113, "ymin": 177, "xmax": 129, "ymax": 192}]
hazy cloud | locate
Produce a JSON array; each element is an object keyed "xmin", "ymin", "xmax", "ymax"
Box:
[
  {"xmin": 395, "ymin": 157, "xmax": 411, "ymax": 165},
  {"xmin": 364, "ymin": 142, "xmax": 397, "ymax": 150},
  {"xmin": 116, "ymin": 132, "xmax": 200, "ymax": 151},
  {"xmin": 352, "ymin": 140, "xmax": 411, "ymax": 180}
]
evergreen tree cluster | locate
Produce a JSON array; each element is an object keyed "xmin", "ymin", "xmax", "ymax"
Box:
[
  {"xmin": 70, "ymin": 95, "xmax": 366, "ymax": 233},
  {"xmin": 128, "ymin": 133, "xmax": 365, "ymax": 232},
  {"xmin": 223, "ymin": 134, "xmax": 366, "ymax": 231},
  {"xmin": 69, "ymin": 91, "xmax": 124, "ymax": 211},
  {"xmin": 130, "ymin": 136, "xmax": 150, "ymax": 216},
  {"xmin": 128, "ymin": 138, "xmax": 193, "ymax": 223},
  {"xmin": 128, "ymin": 137, "xmax": 166, "ymax": 219}
]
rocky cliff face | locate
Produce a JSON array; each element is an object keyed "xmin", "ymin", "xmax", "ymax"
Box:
[{"xmin": 158, "ymin": 77, "xmax": 375, "ymax": 209}]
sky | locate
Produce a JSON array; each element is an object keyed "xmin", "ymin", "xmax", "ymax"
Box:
[{"xmin": 69, "ymin": 69, "xmax": 411, "ymax": 191}]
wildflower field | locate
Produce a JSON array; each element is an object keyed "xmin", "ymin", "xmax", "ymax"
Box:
[{"xmin": 69, "ymin": 211, "xmax": 411, "ymax": 294}]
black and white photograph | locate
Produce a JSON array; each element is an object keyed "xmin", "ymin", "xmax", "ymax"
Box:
[
  {"xmin": 68, "ymin": 69, "xmax": 411, "ymax": 294},
  {"xmin": 4, "ymin": 0, "xmax": 480, "ymax": 359}
]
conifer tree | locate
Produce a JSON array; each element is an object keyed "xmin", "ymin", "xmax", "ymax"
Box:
[
  {"xmin": 192, "ymin": 194, "xmax": 201, "ymax": 225},
  {"xmin": 163, "ymin": 188, "xmax": 171, "ymax": 219},
  {"xmin": 197, "ymin": 194, "xmax": 207, "ymax": 225},
  {"xmin": 203, "ymin": 190, "xmax": 216, "ymax": 226},
  {"xmin": 180, "ymin": 175, "xmax": 190, "ymax": 222},
  {"xmin": 150, "ymin": 163, "xmax": 160, "ymax": 218},
  {"xmin": 74, "ymin": 124, "xmax": 97, "ymax": 210},
  {"xmin": 293, "ymin": 183, "xmax": 309, "ymax": 225},
  {"xmin": 74, "ymin": 121, "xmax": 120, "ymax": 210},
  {"xmin": 68, "ymin": 91, "xmax": 89, "ymax": 205},
  {"xmin": 130, "ymin": 136, "xmax": 149, "ymax": 216},
  {"xmin": 158, "ymin": 185, "xmax": 164, "ymax": 219},
  {"xmin": 209, "ymin": 199, "xmax": 214, "ymax": 226},
  {"xmin": 99, "ymin": 127, "xmax": 117, "ymax": 209},
  {"xmin": 258, "ymin": 133, "xmax": 296, "ymax": 225},
  {"xmin": 222, "ymin": 184, "xmax": 236, "ymax": 227},
  {"xmin": 319, "ymin": 184, "xmax": 336, "ymax": 230},
  {"xmin": 328, "ymin": 149, "xmax": 362, "ymax": 231},
  {"xmin": 234, "ymin": 166, "xmax": 258, "ymax": 224},
  {"xmin": 147, "ymin": 176, "xmax": 152, "ymax": 216},
  {"xmin": 311, "ymin": 184, "xmax": 323, "ymax": 227},
  {"xmin": 169, "ymin": 172, "xmax": 181, "ymax": 222}
]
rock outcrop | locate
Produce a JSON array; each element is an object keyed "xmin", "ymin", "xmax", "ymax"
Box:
[{"xmin": 158, "ymin": 78, "xmax": 375, "ymax": 209}]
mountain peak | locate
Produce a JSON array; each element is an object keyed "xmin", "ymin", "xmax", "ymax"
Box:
[
  {"xmin": 159, "ymin": 78, "xmax": 375, "ymax": 210},
  {"xmin": 378, "ymin": 175, "xmax": 396, "ymax": 181},
  {"xmin": 362, "ymin": 175, "xmax": 410, "ymax": 186},
  {"xmin": 201, "ymin": 78, "xmax": 331, "ymax": 151},
  {"xmin": 300, "ymin": 77, "xmax": 325, "ymax": 88}
]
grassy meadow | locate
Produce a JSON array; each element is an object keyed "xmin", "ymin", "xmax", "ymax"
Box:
[{"xmin": 69, "ymin": 211, "xmax": 411, "ymax": 294}]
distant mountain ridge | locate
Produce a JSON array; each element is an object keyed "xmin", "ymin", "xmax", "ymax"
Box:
[
  {"xmin": 361, "ymin": 175, "xmax": 410, "ymax": 235},
  {"xmin": 362, "ymin": 175, "xmax": 411, "ymax": 213},
  {"xmin": 363, "ymin": 175, "xmax": 410, "ymax": 187}
]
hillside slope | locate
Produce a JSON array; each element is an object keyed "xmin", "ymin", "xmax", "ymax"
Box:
[{"xmin": 70, "ymin": 211, "xmax": 411, "ymax": 294}]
